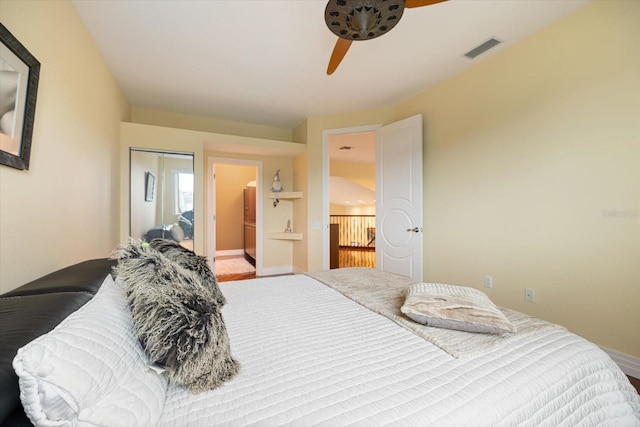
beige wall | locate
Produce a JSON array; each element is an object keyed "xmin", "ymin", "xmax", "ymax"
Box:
[
  {"xmin": 330, "ymin": 204, "xmax": 346, "ymax": 215},
  {"xmin": 132, "ymin": 107, "xmax": 293, "ymax": 142},
  {"xmin": 330, "ymin": 204, "xmax": 376, "ymax": 215},
  {"xmin": 214, "ymin": 163, "xmax": 256, "ymax": 251},
  {"xmin": 345, "ymin": 205, "xmax": 376, "ymax": 215},
  {"xmin": 397, "ymin": 0, "xmax": 640, "ymax": 357},
  {"xmin": 329, "ymin": 161, "xmax": 376, "ymax": 215},
  {"xmin": 0, "ymin": 0, "xmax": 130, "ymax": 293},
  {"xmin": 330, "ymin": 160, "xmax": 375, "ymax": 191}
]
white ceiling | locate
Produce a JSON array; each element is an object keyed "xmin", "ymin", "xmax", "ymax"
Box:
[
  {"xmin": 72, "ymin": 0, "xmax": 591, "ymax": 130},
  {"xmin": 329, "ymin": 132, "xmax": 376, "ymax": 205},
  {"xmin": 330, "ymin": 176, "xmax": 376, "ymax": 206},
  {"xmin": 329, "ymin": 131, "xmax": 375, "ymax": 164}
]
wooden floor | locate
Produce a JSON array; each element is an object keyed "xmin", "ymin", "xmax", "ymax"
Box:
[
  {"xmin": 629, "ymin": 375, "xmax": 640, "ymax": 394},
  {"xmin": 217, "ymin": 272, "xmax": 256, "ymax": 282}
]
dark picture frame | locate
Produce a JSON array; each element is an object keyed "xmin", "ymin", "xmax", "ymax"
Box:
[
  {"xmin": 145, "ymin": 172, "xmax": 155, "ymax": 202},
  {"xmin": 0, "ymin": 23, "xmax": 40, "ymax": 170}
]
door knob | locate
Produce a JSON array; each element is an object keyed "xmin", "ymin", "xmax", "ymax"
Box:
[{"xmin": 406, "ymin": 227, "xmax": 423, "ymax": 233}]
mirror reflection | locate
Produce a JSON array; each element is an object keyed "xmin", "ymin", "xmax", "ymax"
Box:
[
  {"xmin": 0, "ymin": 59, "xmax": 21, "ymax": 156},
  {"xmin": 130, "ymin": 149, "xmax": 194, "ymax": 250}
]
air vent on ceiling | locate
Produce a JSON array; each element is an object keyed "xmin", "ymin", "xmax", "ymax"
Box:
[{"xmin": 464, "ymin": 38, "xmax": 501, "ymax": 59}]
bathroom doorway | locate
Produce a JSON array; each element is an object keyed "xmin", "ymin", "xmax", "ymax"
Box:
[{"xmin": 208, "ymin": 158, "xmax": 262, "ymax": 281}]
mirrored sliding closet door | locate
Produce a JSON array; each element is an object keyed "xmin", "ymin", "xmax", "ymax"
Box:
[{"xmin": 130, "ymin": 149, "xmax": 195, "ymax": 250}]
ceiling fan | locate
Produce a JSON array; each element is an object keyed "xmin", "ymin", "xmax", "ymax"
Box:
[{"xmin": 325, "ymin": 0, "xmax": 447, "ymax": 75}]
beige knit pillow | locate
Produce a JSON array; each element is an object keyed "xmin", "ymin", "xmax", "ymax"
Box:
[{"xmin": 401, "ymin": 283, "xmax": 515, "ymax": 334}]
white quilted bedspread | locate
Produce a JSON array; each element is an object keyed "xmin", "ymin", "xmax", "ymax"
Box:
[{"xmin": 160, "ymin": 274, "xmax": 640, "ymax": 426}]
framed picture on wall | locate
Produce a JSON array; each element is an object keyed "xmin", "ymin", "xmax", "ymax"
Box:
[
  {"xmin": 0, "ymin": 23, "xmax": 40, "ymax": 170},
  {"xmin": 145, "ymin": 172, "xmax": 155, "ymax": 202}
]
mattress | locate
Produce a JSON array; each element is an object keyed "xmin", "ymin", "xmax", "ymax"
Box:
[{"xmin": 160, "ymin": 274, "xmax": 640, "ymax": 426}]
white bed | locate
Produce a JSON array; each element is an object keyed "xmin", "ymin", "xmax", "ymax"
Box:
[
  {"xmin": 13, "ymin": 268, "xmax": 640, "ymax": 426},
  {"xmin": 161, "ymin": 272, "xmax": 640, "ymax": 426}
]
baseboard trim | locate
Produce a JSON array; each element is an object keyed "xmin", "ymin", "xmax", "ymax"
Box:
[
  {"xmin": 601, "ymin": 347, "xmax": 640, "ymax": 379},
  {"xmin": 259, "ymin": 266, "xmax": 293, "ymax": 277},
  {"xmin": 216, "ymin": 249, "xmax": 244, "ymax": 257}
]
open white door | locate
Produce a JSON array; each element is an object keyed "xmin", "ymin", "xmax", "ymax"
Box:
[{"xmin": 375, "ymin": 114, "xmax": 423, "ymax": 281}]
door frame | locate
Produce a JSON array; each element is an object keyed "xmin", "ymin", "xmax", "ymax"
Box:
[
  {"xmin": 321, "ymin": 124, "xmax": 381, "ymax": 270},
  {"xmin": 207, "ymin": 157, "xmax": 263, "ymax": 275}
]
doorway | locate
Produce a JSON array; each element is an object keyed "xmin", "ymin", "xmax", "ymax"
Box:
[
  {"xmin": 322, "ymin": 115, "xmax": 423, "ymax": 280},
  {"xmin": 322, "ymin": 124, "xmax": 379, "ymax": 270},
  {"xmin": 208, "ymin": 157, "xmax": 262, "ymax": 280},
  {"xmin": 327, "ymin": 131, "xmax": 377, "ymax": 269}
]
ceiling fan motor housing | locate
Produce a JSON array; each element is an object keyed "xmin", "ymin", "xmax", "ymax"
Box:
[{"xmin": 325, "ymin": 0, "xmax": 406, "ymax": 41}]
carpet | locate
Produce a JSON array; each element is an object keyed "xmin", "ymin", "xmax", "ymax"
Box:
[{"xmin": 215, "ymin": 257, "xmax": 255, "ymax": 276}]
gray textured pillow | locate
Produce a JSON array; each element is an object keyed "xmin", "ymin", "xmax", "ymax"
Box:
[
  {"xmin": 111, "ymin": 242, "xmax": 239, "ymax": 393},
  {"xmin": 401, "ymin": 283, "xmax": 516, "ymax": 335},
  {"xmin": 169, "ymin": 224, "xmax": 185, "ymax": 242},
  {"xmin": 149, "ymin": 238, "xmax": 226, "ymax": 306}
]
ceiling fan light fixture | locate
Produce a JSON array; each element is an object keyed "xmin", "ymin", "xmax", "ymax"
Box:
[
  {"xmin": 325, "ymin": 0, "xmax": 447, "ymax": 75},
  {"xmin": 325, "ymin": 0, "xmax": 406, "ymax": 41}
]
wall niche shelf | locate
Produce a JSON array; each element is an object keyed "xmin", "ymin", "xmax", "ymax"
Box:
[
  {"xmin": 268, "ymin": 191, "xmax": 302, "ymax": 200},
  {"xmin": 267, "ymin": 232, "xmax": 302, "ymax": 241},
  {"xmin": 267, "ymin": 191, "xmax": 303, "ymax": 240}
]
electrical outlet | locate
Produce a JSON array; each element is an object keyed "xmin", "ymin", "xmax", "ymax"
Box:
[
  {"xmin": 484, "ymin": 275, "xmax": 493, "ymax": 288},
  {"xmin": 525, "ymin": 288, "xmax": 535, "ymax": 302}
]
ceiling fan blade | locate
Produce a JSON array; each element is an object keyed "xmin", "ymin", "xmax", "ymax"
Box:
[
  {"xmin": 327, "ymin": 38, "xmax": 353, "ymax": 75},
  {"xmin": 405, "ymin": 0, "xmax": 447, "ymax": 8}
]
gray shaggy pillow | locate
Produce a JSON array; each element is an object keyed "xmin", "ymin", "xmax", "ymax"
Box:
[
  {"xmin": 148, "ymin": 238, "xmax": 226, "ymax": 306},
  {"xmin": 111, "ymin": 242, "xmax": 239, "ymax": 393}
]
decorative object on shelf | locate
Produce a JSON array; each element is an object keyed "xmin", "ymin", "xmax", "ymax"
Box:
[
  {"xmin": 285, "ymin": 219, "xmax": 292, "ymax": 233},
  {"xmin": 271, "ymin": 169, "xmax": 283, "ymax": 207},
  {"xmin": 268, "ymin": 191, "xmax": 302, "ymax": 200},
  {"xmin": 267, "ymin": 232, "xmax": 302, "ymax": 240},
  {"xmin": 0, "ymin": 23, "xmax": 40, "ymax": 170}
]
